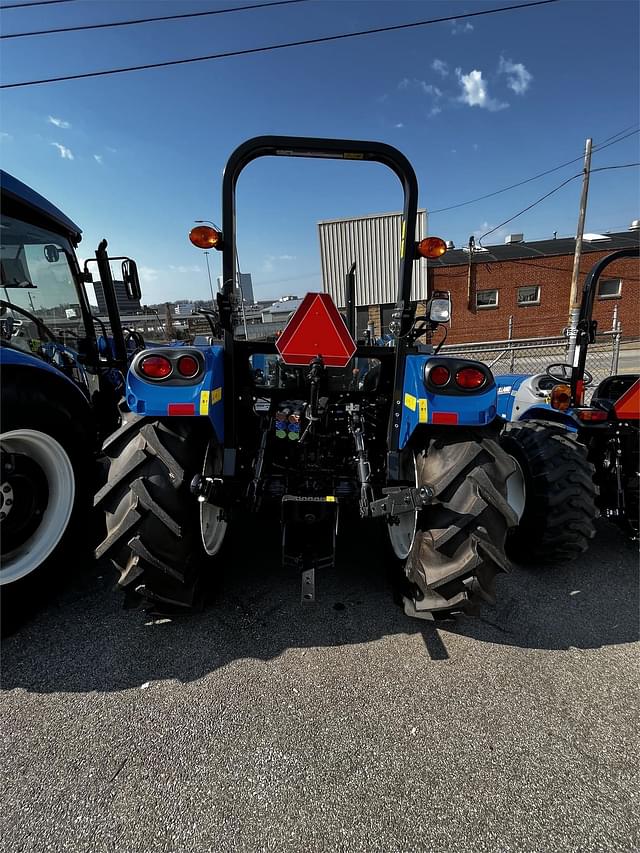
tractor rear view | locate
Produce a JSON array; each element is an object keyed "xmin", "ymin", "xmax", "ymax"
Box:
[{"xmin": 96, "ymin": 136, "xmax": 523, "ymax": 620}]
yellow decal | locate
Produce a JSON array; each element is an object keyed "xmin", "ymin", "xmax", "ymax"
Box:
[
  {"xmin": 400, "ymin": 220, "xmax": 407, "ymax": 258},
  {"xmin": 343, "ymin": 152, "xmax": 364, "ymax": 160},
  {"xmin": 212, "ymin": 387, "xmax": 222, "ymax": 404},
  {"xmin": 199, "ymin": 390, "xmax": 210, "ymax": 415},
  {"xmin": 325, "ymin": 496, "xmax": 336, "ymax": 502},
  {"xmin": 418, "ymin": 399, "xmax": 428, "ymax": 423},
  {"xmin": 404, "ymin": 393, "xmax": 417, "ymax": 412}
]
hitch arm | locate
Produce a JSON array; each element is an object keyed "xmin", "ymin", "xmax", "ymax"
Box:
[{"xmin": 369, "ymin": 485, "xmax": 434, "ymax": 518}]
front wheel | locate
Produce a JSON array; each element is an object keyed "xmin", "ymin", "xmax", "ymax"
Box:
[
  {"xmin": 95, "ymin": 416, "xmax": 227, "ymax": 608},
  {"xmin": 392, "ymin": 431, "xmax": 520, "ymax": 619}
]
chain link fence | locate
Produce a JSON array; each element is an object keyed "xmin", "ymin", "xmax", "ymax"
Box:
[{"xmin": 441, "ymin": 326, "xmax": 622, "ymax": 403}]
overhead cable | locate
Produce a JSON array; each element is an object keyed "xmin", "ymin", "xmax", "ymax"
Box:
[
  {"xmin": 1, "ymin": 0, "xmax": 309, "ymax": 39},
  {"xmin": 0, "ymin": 0, "xmax": 560, "ymax": 89},
  {"xmin": 477, "ymin": 163, "xmax": 640, "ymax": 244}
]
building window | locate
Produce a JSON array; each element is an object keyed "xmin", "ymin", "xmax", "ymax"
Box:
[
  {"xmin": 598, "ymin": 278, "xmax": 622, "ymax": 299},
  {"xmin": 476, "ymin": 289, "xmax": 499, "ymax": 309},
  {"xmin": 517, "ymin": 285, "xmax": 541, "ymax": 306}
]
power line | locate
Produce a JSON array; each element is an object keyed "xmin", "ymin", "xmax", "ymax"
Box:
[
  {"xmin": 477, "ymin": 163, "xmax": 640, "ymax": 244},
  {"xmin": 1, "ymin": 0, "xmax": 309, "ymax": 39},
  {"xmin": 0, "ymin": 0, "xmax": 74, "ymax": 8},
  {"xmin": 0, "ymin": 0, "xmax": 560, "ymax": 90},
  {"xmin": 430, "ymin": 126, "xmax": 640, "ymax": 214}
]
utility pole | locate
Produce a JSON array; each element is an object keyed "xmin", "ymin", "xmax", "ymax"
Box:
[{"xmin": 567, "ymin": 138, "xmax": 592, "ymax": 364}]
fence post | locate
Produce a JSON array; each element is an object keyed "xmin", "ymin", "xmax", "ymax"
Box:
[
  {"xmin": 508, "ymin": 315, "xmax": 515, "ymax": 372},
  {"xmin": 611, "ymin": 313, "xmax": 621, "ymax": 375}
]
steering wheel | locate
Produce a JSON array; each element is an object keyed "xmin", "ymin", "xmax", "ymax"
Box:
[
  {"xmin": 0, "ymin": 300, "xmax": 58, "ymax": 342},
  {"xmin": 124, "ymin": 329, "xmax": 146, "ymax": 352},
  {"xmin": 546, "ymin": 362, "xmax": 593, "ymax": 386}
]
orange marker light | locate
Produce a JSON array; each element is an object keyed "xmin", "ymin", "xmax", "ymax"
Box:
[
  {"xmin": 416, "ymin": 237, "xmax": 447, "ymax": 259},
  {"xmin": 189, "ymin": 225, "xmax": 223, "ymax": 250},
  {"xmin": 550, "ymin": 383, "xmax": 572, "ymax": 411}
]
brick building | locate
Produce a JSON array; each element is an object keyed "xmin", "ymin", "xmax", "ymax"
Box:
[{"xmin": 366, "ymin": 229, "xmax": 639, "ymax": 344}]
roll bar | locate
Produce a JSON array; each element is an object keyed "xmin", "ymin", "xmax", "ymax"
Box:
[{"xmin": 220, "ymin": 135, "xmax": 420, "ymax": 332}]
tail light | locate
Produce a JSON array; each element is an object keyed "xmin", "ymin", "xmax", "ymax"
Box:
[
  {"xmin": 575, "ymin": 408, "xmax": 608, "ymax": 423},
  {"xmin": 550, "ymin": 383, "xmax": 572, "ymax": 411},
  {"xmin": 177, "ymin": 355, "xmax": 200, "ymax": 378},
  {"xmin": 430, "ymin": 366, "xmax": 450, "ymax": 387},
  {"xmin": 139, "ymin": 355, "xmax": 172, "ymax": 379},
  {"xmin": 455, "ymin": 367, "xmax": 486, "ymax": 390}
]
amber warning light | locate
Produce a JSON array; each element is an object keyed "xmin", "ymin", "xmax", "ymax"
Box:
[
  {"xmin": 189, "ymin": 225, "xmax": 223, "ymax": 250},
  {"xmin": 416, "ymin": 237, "xmax": 447, "ymax": 259}
]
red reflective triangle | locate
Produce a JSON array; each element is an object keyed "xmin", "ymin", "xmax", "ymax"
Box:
[
  {"xmin": 276, "ymin": 292, "xmax": 356, "ymax": 368},
  {"xmin": 613, "ymin": 378, "xmax": 640, "ymax": 420}
]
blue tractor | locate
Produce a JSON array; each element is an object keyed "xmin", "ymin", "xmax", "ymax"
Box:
[
  {"xmin": 96, "ymin": 137, "xmax": 525, "ymax": 620},
  {"xmin": 0, "ymin": 171, "xmax": 142, "ymax": 617},
  {"xmin": 496, "ymin": 247, "xmax": 639, "ymax": 557}
]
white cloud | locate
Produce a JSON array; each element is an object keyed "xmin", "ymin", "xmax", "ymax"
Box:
[
  {"xmin": 262, "ymin": 254, "xmax": 296, "ymax": 273},
  {"xmin": 429, "ymin": 106, "xmax": 442, "ymax": 118},
  {"xmin": 450, "ymin": 20, "xmax": 474, "ymax": 35},
  {"xmin": 51, "ymin": 142, "xmax": 74, "ymax": 160},
  {"xmin": 473, "ymin": 143, "xmax": 479, "ymax": 150},
  {"xmin": 48, "ymin": 115, "xmax": 71, "ymax": 129},
  {"xmin": 399, "ymin": 78, "xmax": 442, "ymax": 98},
  {"xmin": 498, "ymin": 56, "xmax": 533, "ymax": 95},
  {"xmin": 455, "ymin": 68, "xmax": 508, "ymax": 112},
  {"xmin": 139, "ymin": 266, "xmax": 159, "ymax": 284},
  {"xmin": 169, "ymin": 264, "xmax": 201, "ymax": 274},
  {"xmin": 0, "ymin": 132, "xmax": 11, "ymax": 141},
  {"xmin": 93, "ymin": 154, "xmax": 103, "ymax": 165},
  {"xmin": 394, "ymin": 123, "xmax": 404, "ymax": 129},
  {"xmin": 431, "ymin": 58, "xmax": 449, "ymax": 77}
]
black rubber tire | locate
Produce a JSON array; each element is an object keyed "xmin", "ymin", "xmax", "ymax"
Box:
[
  {"xmin": 0, "ymin": 381, "xmax": 93, "ymax": 634},
  {"xmin": 499, "ymin": 420, "xmax": 597, "ymax": 562},
  {"xmin": 403, "ymin": 431, "xmax": 519, "ymax": 618},
  {"xmin": 95, "ymin": 415, "xmax": 222, "ymax": 608}
]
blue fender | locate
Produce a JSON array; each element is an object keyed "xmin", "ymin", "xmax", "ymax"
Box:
[
  {"xmin": 399, "ymin": 354, "xmax": 498, "ymax": 448},
  {"xmin": 517, "ymin": 404, "xmax": 578, "ymax": 432},
  {"xmin": 125, "ymin": 346, "xmax": 225, "ymax": 443}
]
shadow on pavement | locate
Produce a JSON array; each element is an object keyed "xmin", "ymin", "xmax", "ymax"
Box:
[{"xmin": 1, "ymin": 518, "xmax": 637, "ymax": 694}]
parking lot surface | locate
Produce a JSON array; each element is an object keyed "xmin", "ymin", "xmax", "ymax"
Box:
[{"xmin": 1, "ymin": 520, "xmax": 638, "ymax": 853}]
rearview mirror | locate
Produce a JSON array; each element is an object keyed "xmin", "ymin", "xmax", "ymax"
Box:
[
  {"xmin": 44, "ymin": 245, "xmax": 60, "ymax": 263},
  {"xmin": 122, "ymin": 259, "xmax": 141, "ymax": 300}
]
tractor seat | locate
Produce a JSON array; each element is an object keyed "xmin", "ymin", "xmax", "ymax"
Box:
[{"xmin": 591, "ymin": 374, "xmax": 639, "ymax": 409}]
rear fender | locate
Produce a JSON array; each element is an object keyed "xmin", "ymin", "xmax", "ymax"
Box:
[
  {"xmin": 518, "ymin": 404, "xmax": 578, "ymax": 432},
  {"xmin": 399, "ymin": 354, "xmax": 498, "ymax": 448},
  {"xmin": 125, "ymin": 345, "xmax": 225, "ymax": 443}
]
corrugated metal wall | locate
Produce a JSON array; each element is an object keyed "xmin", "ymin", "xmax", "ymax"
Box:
[{"xmin": 318, "ymin": 210, "xmax": 428, "ymax": 308}]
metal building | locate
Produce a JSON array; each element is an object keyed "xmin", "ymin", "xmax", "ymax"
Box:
[{"xmin": 317, "ymin": 210, "xmax": 428, "ymax": 312}]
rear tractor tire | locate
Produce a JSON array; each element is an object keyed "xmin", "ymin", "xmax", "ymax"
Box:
[
  {"xmin": 390, "ymin": 431, "xmax": 521, "ymax": 620},
  {"xmin": 95, "ymin": 416, "xmax": 227, "ymax": 609},
  {"xmin": 499, "ymin": 420, "xmax": 597, "ymax": 563},
  {"xmin": 0, "ymin": 381, "xmax": 93, "ymax": 632}
]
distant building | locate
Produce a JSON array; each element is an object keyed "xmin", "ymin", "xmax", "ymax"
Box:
[
  {"xmin": 216, "ymin": 271, "xmax": 254, "ymax": 303},
  {"xmin": 174, "ymin": 301, "xmax": 195, "ymax": 316},
  {"xmin": 261, "ymin": 295, "xmax": 303, "ymax": 323},
  {"xmin": 93, "ymin": 279, "xmax": 142, "ymax": 315}
]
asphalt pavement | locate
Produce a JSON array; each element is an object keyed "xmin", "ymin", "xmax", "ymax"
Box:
[{"xmin": 1, "ymin": 519, "xmax": 638, "ymax": 853}]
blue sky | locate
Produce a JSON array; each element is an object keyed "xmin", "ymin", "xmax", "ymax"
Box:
[{"xmin": 1, "ymin": 0, "xmax": 639, "ymax": 304}]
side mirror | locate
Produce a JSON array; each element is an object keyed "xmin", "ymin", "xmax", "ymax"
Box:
[
  {"xmin": 427, "ymin": 290, "xmax": 451, "ymax": 324},
  {"xmin": 122, "ymin": 259, "xmax": 141, "ymax": 300},
  {"xmin": 44, "ymin": 245, "xmax": 60, "ymax": 263}
]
